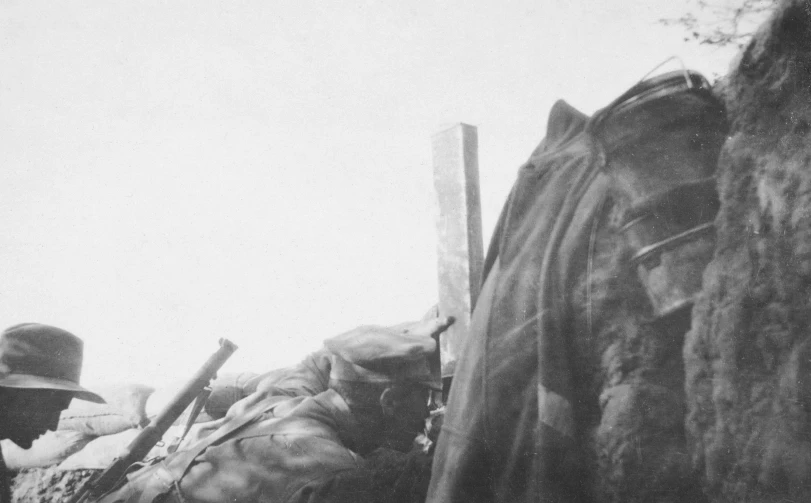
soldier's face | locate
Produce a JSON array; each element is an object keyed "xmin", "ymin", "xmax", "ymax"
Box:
[
  {"xmin": 0, "ymin": 388, "xmax": 73, "ymax": 449},
  {"xmin": 382, "ymin": 384, "xmax": 431, "ymax": 452}
]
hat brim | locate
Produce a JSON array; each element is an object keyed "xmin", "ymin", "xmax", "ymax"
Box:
[
  {"xmin": 330, "ymin": 357, "xmax": 442, "ymax": 391},
  {"xmin": 0, "ymin": 374, "xmax": 105, "ymax": 403}
]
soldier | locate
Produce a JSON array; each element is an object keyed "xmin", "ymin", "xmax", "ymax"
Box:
[
  {"xmin": 0, "ymin": 323, "xmax": 104, "ymax": 502},
  {"xmin": 98, "ymin": 318, "xmax": 453, "ymax": 503},
  {"xmin": 211, "ymin": 314, "xmax": 452, "ymax": 420}
]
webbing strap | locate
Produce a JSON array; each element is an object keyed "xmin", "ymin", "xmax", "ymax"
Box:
[
  {"xmin": 127, "ymin": 399, "xmax": 279, "ymax": 503},
  {"xmin": 167, "ymin": 387, "xmax": 212, "ymax": 454},
  {"xmin": 173, "ymin": 399, "xmax": 277, "ymax": 477}
]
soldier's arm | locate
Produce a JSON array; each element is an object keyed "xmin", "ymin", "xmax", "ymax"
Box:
[{"xmin": 251, "ymin": 347, "xmax": 332, "ymax": 399}]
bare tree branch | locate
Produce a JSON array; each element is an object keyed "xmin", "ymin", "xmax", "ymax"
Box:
[{"xmin": 659, "ymin": 0, "xmax": 778, "ymax": 48}]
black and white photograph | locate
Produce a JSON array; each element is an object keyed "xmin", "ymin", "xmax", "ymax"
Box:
[{"xmin": 1, "ymin": 1, "xmax": 808, "ymax": 501}]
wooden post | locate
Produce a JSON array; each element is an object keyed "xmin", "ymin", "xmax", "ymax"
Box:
[{"xmin": 432, "ymin": 123, "xmax": 484, "ymax": 380}]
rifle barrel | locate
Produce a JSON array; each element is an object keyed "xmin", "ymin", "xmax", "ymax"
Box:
[{"xmin": 69, "ymin": 338, "xmax": 238, "ymax": 503}]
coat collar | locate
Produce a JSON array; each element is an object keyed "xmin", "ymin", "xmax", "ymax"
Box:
[{"xmin": 294, "ymin": 389, "xmax": 365, "ymax": 452}]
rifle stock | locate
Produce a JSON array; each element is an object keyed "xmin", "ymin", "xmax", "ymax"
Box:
[{"xmin": 69, "ymin": 338, "xmax": 238, "ymax": 503}]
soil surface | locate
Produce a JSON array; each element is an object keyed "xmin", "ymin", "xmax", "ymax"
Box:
[
  {"xmin": 685, "ymin": 0, "xmax": 811, "ymax": 501},
  {"xmin": 11, "ymin": 468, "xmax": 99, "ymax": 503}
]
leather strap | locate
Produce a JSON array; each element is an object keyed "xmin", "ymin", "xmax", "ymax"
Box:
[
  {"xmin": 125, "ymin": 398, "xmax": 284, "ymax": 503},
  {"xmin": 167, "ymin": 387, "xmax": 212, "ymax": 454}
]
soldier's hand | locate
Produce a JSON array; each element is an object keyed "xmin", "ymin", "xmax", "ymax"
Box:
[{"xmin": 389, "ymin": 315, "xmax": 455, "ymax": 339}]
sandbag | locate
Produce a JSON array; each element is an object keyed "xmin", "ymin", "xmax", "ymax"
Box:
[
  {"xmin": 146, "ymin": 381, "xmax": 212, "ymax": 424},
  {"xmin": 59, "ymin": 384, "xmax": 154, "ymax": 436},
  {"xmin": 56, "ymin": 420, "xmax": 226, "ymax": 471},
  {"xmin": 57, "ymin": 430, "xmax": 151, "ymax": 471},
  {"xmin": 1, "ymin": 431, "xmax": 93, "ymax": 469}
]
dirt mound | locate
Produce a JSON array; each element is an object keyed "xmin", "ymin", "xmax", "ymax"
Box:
[
  {"xmin": 685, "ymin": 0, "xmax": 811, "ymax": 501},
  {"xmin": 571, "ymin": 217, "xmax": 707, "ymax": 502},
  {"xmin": 10, "ymin": 467, "xmax": 99, "ymax": 503}
]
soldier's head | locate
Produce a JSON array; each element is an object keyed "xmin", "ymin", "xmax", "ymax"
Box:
[
  {"xmin": 325, "ymin": 318, "xmax": 452, "ymax": 452},
  {"xmin": 0, "ymin": 323, "xmax": 104, "ymax": 448}
]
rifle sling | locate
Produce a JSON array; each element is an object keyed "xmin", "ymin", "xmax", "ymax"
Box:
[{"xmin": 127, "ymin": 398, "xmax": 282, "ymax": 503}]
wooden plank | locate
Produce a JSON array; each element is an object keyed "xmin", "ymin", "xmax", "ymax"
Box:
[{"xmin": 432, "ymin": 123, "xmax": 484, "ymax": 379}]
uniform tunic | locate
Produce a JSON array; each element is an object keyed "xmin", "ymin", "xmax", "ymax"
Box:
[
  {"xmin": 101, "ymin": 389, "xmax": 370, "ymax": 503},
  {"xmin": 253, "ymin": 348, "xmax": 332, "ymax": 399},
  {"xmin": 224, "ymin": 348, "xmax": 332, "ymax": 420}
]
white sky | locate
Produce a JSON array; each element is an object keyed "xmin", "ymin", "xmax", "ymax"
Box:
[{"xmin": 0, "ymin": 0, "xmax": 741, "ymax": 389}]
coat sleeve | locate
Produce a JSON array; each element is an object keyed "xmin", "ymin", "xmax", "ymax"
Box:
[
  {"xmin": 220, "ymin": 348, "xmax": 332, "ymax": 420},
  {"xmin": 289, "ymin": 449, "xmax": 434, "ymax": 503},
  {"xmin": 253, "ymin": 348, "xmax": 332, "ymax": 399},
  {"xmin": 289, "ymin": 470, "xmax": 386, "ymax": 503}
]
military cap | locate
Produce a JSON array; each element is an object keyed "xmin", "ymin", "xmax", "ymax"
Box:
[
  {"xmin": 0, "ymin": 323, "xmax": 105, "ymax": 403},
  {"xmin": 324, "ymin": 324, "xmax": 443, "ymax": 391}
]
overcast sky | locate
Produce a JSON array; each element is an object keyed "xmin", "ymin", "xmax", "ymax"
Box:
[{"xmin": 0, "ymin": 1, "xmax": 741, "ymax": 388}]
